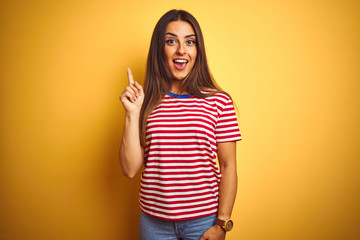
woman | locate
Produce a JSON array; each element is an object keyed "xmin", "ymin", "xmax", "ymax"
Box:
[{"xmin": 119, "ymin": 9, "xmax": 241, "ymax": 240}]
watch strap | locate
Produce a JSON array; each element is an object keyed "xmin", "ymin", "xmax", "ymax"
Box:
[{"xmin": 215, "ymin": 218, "xmax": 233, "ymax": 232}]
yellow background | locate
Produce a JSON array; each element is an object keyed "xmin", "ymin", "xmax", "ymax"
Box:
[{"xmin": 1, "ymin": 0, "xmax": 359, "ymax": 239}]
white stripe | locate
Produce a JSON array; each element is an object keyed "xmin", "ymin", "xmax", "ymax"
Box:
[
  {"xmin": 141, "ymin": 178, "xmax": 220, "ymax": 185},
  {"xmin": 216, "ymin": 132, "xmax": 241, "ymax": 137},
  {"xmin": 148, "ymin": 115, "xmax": 216, "ymax": 124},
  {"xmin": 145, "ymin": 144, "xmax": 217, "ymax": 153},
  {"xmin": 146, "ymin": 150, "xmax": 213, "ymax": 155},
  {"xmin": 147, "ymin": 120, "xmax": 215, "ymax": 129},
  {"xmin": 143, "ymin": 172, "xmax": 215, "ymax": 178},
  {"xmin": 148, "ymin": 144, "xmax": 213, "ymax": 152},
  {"xmin": 148, "ymin": 144, "xmax": 210, "ymax": 148},
  {"xmin": 144, "ymin": 167, "xmax": 213, "ymax": 173},
  {"xmin": 143, "ymin": 172, "xmax": 222, "ymax": 179},
  {"xmin": 146, "ymin": 161, "xmax": 214, "ymax": 167},
  {"xmin": 151, "ymin": 107, "xmax": 216, "ymax": 116},
  {"xmin": 145, "ymin": 139, "xmax": 216, "ymax": 147},
  {"xmin": 217, "ymin": 136, "xmax": 242, "ymax": 142},
  {"xmin": 140, "ymin": 198, "xmax": 217, "ymax": 208},
  {"xmin": 145, "ymin": 138, "xmax": 210, "ymax": 143},
  {"xmin": 146, "ymin": 133, "xmax": 209, "ymax": 138},
  {"xmin": 140, "ymin": 202, "xmax": 218, "ymax": 214},
  {"xmin": 141, "ymin": 182, "xmax": 218, "ymax": 190},
  {"xmin": 217, "ymin": 120, "xmax": 239, "ymax": 126},
  {"xmin": 218, "ymin": 115, "xmax": 237, "ymax": 121},
  {"xmin": 147, "ymin": 127, "xmax": 216, "ymax": 137},
  {"xmin": 140, "ymin": 207, "xmax": 217, "ymax": 220},
  {"xmin": 140, "ymin": 192, "xmax": 218, "ymax": 202},
  {"xmin": 156, "ymin": 101, "xmax": 217, "ymax": 110},
  {"xmin": 146, "ymin": 156, "xmax": 214, "ymax": 161},
  {"xmin": 141, "ymin": 187, "xmax": 216, "ymax": 196},
  {"xmin": 216, "ymin": 126, "xmax": 240, "ymax": 132}
]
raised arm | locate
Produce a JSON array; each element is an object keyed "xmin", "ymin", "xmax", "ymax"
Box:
[{"xmin": 119, "ymin": 68, "xmax": 145, "ymax": 178}]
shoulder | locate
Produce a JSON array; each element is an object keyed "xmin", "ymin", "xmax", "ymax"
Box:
[{"xmin": 201, "ymin": 89, "xmax": 231, "ymax": 102}]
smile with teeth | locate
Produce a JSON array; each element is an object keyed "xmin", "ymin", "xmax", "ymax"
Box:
[{"xmin": 173, "ymin": 59, "xmax": 189, "ymax": 70}]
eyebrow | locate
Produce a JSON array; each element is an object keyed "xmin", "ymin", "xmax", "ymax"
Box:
[{"xmin": 166, "ymin": 32, "xmax": 196, "ymax": 38}]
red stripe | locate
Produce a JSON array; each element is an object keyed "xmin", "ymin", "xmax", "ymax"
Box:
[
  {"xmin": 146, "ymin": 153, "xmax": 213, "ymax": 158},
  {"xmin": 140, "ymin": 179, "xmax": 218, "ymax": 187},
  {"xmin": 140, "ymin": 189, "xmax": 219, "ymax": 199},
  {"xmin": 144, "ymin": 169, "xmax": 213, "ymax": 175},
  {"xmin": 145, "ymin": 165, "xmax": 212, "ymax": 170},
  {"xmin": 147, "ymin": 147, "xmax": 212, "ymax": 152},
  {"xmin": 141, "ymin": 176, "xmax": 220, "ymax": 181},
  {"xmin": 147, "ymin": 123, "xmax": 215, "ymax": 131},
  {"xmin": 216, "ymin": 134, "xmax": 242, "ymax": 140},
  {"xmin": 139, "ymin": 204, "xmax": 218, "ymax": 220},
  {"xmin": 140, "ymin": 195, "xmax": 216, "ymax": 204},
  {"xmin": 216, "ymin": 123, "xmax": 240, "ymax": 128},
  {"xmin": 141, "ymin": 185, "xmax": 217, "ymax": 193},
  {"xmin": 139, "ymin": 199, "xmax": 218, "ymax": 211},
  {"xmin": 145, "ymin": 159, "xmax": 214, "ymax": 164},
  {"xmin": 148, "ymin": 118, "xmax": 216, "ymax": 126}
]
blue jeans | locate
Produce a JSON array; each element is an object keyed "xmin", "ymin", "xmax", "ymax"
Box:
[{"xmin": 139, "ymin": 211, "xmax": 217, "ymax": 240}]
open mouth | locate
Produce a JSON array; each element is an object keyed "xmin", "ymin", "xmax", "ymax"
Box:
[{"xmin": 173, "ymin": 59, "xmax": 188, "ymax": 70}]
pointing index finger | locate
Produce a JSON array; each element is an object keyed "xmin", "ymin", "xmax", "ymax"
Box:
[{"xmin": 127, "ymin": 67, "xmax": 134, "ymax": 84}]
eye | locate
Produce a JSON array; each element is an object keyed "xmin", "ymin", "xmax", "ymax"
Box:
[
  {"xmin": 187, "ymin": 39, "xmax": 196, "ymax": 45},
  {"xmin": 166, "ymin": 39, "xmax": 177, "ymax": 45}
]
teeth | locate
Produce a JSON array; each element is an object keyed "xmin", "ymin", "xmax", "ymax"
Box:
[{"xmin": 174, "ymin": 59, "xmax": 188, "ymax": 63}]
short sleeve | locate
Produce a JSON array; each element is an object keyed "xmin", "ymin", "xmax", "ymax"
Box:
[{"xmin": 215, "ymin": 96, "xmax": 242, "ymax": 143}]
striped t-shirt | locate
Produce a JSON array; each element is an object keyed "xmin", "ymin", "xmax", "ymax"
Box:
[{"xmin": 139, "ymin": 91, "xmax": 242, "ymax": 221}]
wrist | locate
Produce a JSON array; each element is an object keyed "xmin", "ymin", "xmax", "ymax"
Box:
[
  {"xmin": 217, "ymin": 214, "xmax": 231, "ymax": 220},
  {"xmin": 213, "ymin": 224, "xmax": 226, "ymax": 233},
  {"xmin": 215, "ymin": 218, "xmax": 234, "ymax": 232},
  {"xmin": 125, "ymin": 111, "xmax": 140, "ymax": 120}
]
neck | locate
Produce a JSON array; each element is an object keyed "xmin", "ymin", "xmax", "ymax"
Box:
[{"xmin": 170, "ymin": 80, "xmax": 185, "ymax": 95}]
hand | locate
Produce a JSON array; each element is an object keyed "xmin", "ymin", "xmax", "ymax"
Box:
[
  {"xmin": 119, "ymin": 68, "xmax": 144, "ymax": 114},
  {"xmin": 200, "ymin": 225, "xmax": 226, "ymax": 240}
]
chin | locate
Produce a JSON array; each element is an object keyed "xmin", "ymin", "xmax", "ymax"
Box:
[
  {"xmin": 174, "ymin": 76, "xmax": 186, "ymax": 80},
  {"xmin": 173, "ymin": 76, "xmax": 187, "ymax": 81},
  {"xmin": 172, "ymin": 72, "xmax": 189, "ymax": 80}
]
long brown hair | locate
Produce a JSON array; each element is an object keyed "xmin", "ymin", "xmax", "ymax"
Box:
[{"xmin": 139, "ymin": 9, "xmax": 225, "ymax": 147}]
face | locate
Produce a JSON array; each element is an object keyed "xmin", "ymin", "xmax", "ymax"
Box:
[{"xmin": 164, "ymin": 21, "xmax": 197, "ymax": 81}]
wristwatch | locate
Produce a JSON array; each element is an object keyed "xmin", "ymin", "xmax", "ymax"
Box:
[{"xmin": 215, "ymin": 218, "xmax": 234, "ymax": 232}]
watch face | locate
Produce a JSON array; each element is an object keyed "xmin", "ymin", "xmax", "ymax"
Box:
[{"xmin": 226, "ymin": 220, "xmax": 234, "ymax": 231}]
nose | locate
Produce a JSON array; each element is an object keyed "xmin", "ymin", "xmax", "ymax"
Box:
[{"xmin": 177, "ymin": 42, "xmax": 185, "ymax": 55}]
